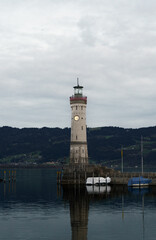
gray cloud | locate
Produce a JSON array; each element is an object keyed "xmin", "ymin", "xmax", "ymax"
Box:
[{"xmin": 0, "ymin": 0, "xmax": 156, "ymax": 128}]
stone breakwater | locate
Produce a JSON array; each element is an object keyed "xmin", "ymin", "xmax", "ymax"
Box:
[{"xmin": 60, "ymin": 164, "xmax": 156, "ymax": 185}]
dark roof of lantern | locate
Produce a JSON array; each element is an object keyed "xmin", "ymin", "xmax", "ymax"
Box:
[{"xmin": 73, "ymin": 85, "xmax": 83, "ymax": 89}]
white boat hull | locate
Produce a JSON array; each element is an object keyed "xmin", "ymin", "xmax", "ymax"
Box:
[
  {"xmin": 86, "ymin": 177, "xmax": 111, "ymax": 185},
  {"xmin": 86, "ymin": 185, "xmax": 111, "ymax": 194}
]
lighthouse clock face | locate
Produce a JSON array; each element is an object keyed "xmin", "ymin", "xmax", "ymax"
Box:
[{"xmin": 74, "ymin": 115, "xmax": 79, "ymax": 121}]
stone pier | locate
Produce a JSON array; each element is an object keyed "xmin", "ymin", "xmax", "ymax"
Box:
[{"xmin": 61, "ymin": 164, "xmax": 156, "ymax": 185}]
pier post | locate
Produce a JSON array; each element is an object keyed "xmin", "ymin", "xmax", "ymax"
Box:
[
  {"xmin": 4, "ymin": 171, "xmax": 6, "ymax": 183},
  {"xmin": 79, "ymin": 173, "xmax": 80, "ymax": 185},
  {"xmin": 85, "ymin": 171, "xmax": 86, "ymax": 183},
  {"xmin": 14, "ymin": 171, "xmax": 16, "ymax": 182},
  {"xmin": 74, "ymin": 171, "xmax": 76, "ymax": 184},
  {"xmin": 92, "ymin": 172, "xmax": 94, "ymax": 185},
  {"xmin": 57, "ymin": 171, "xmax": 61, "ymax": 184},
  {"xmin": 59, "ymin": 171, "xmax": 62, "ymax": 184},
  {"xmin": 9, "ymin": 170, "xmax": 11, "ymax": 182},
  {"xmin": 57, "ymin": 171, "xmax": 58, "ymax": 183},
  {"xmin": 12, "ymin": 170, "xmax": 14, "ymax": 182}
]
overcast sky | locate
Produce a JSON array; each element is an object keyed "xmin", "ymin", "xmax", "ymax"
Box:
[{"xmin": 0, "ymin": 0, "xmax": 156, "ymax": 129}]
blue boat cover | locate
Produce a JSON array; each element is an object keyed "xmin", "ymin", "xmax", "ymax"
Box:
[{"xmin": 128, "ymin": 176, "xmax": 152, "ymax": 186}]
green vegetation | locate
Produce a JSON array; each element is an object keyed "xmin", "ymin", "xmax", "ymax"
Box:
[{"xmin": 0, "ymin": 126, "xmax": 156, "ymax": 167}]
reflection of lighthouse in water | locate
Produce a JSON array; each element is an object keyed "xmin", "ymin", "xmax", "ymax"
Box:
[
  {"xmin": 70, "ymin": 194, "xmax": 89, "ymax": 240},
  {"xmin": 63, "ymin": 186, "xmax": 89, "ymax": 240},
  {"xmin": 62, "ymin": 185, "xmax": 112, "ymax": 240}
]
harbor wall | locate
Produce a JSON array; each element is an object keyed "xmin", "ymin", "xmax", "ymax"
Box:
[{"xmin": 61, "ymin": 164, "xmax": 156, "ymax": 185}]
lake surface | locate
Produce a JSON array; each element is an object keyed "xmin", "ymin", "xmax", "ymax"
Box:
[{"xmin": 0, "ymin": 168, "xmax": 156, "ymax": 240}]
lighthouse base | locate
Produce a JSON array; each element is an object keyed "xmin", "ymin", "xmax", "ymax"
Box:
[{"xmin": 70, "ymin": 142, "xmax": 88, "ymax": 164}]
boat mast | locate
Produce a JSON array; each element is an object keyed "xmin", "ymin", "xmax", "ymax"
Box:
[
  {"xmin": 141, "ymin": 135, "xmax": 144, "ymax": 174},
  {"xmin": 121, "ymin": 146, "xmax": 123, "ymax": 173}
]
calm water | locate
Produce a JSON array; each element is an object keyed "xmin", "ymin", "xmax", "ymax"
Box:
[{"xmin": 0, "ymin": 168, "xmax": 156, "ymax": 240}]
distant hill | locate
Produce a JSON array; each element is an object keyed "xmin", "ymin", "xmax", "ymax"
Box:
[
  {"xmin": 87, "ymin": 126, "xmax": 156, "ymax": 168},
  {"xmin": 0, "ymin": 126, "xmax": 156, "ymax": 168}
]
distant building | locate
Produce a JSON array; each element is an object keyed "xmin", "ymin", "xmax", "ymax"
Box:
[{"xmin": 69, "ymin": 79, "xmax": 88, "ymax": 164}]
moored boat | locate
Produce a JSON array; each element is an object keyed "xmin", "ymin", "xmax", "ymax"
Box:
[
  {"xmin": 128, "ymin": 176, "xmax": 152, "ymax": 187},
  {"xmin": 86, "ymin": 177, "xmax": 111, "ymax": 185},
  {"xmin": 86, "ymin": 185, "xmax": 111, "ymax": 194}
]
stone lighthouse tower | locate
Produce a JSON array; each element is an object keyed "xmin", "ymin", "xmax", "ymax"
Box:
[{"xmin": 70, "ymin": 79, "xmax": 88, "ymax": 164}]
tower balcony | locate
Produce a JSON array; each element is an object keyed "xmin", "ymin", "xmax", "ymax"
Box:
[{"xmin": 70, "ymin": 96, "xmax": 87, "ymax": 104}]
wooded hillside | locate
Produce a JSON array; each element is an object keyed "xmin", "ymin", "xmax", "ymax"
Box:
[{"xmin": 0, "ymin": 126, "xmax": 156, "ymax": 168}]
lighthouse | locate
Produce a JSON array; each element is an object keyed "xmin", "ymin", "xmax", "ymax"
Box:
[{"xmin": 70, "ymin": 79, "xmax": 88, "ymax": 165}]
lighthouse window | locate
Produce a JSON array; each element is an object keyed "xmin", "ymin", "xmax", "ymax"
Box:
[
  {"xmin": 76, "ymin": 106, "xmax": 77, "ymax": 110},
  {"xmin": 81, "ymin": 106, "xmax": 83, "ymax": 110},
  {"xmin": 76, "ymin": 135, "xmax": 78, "ymax": 140},
  {"xmin": 81, "ymin": 126, "xmax": 83, "ymax": 130}
]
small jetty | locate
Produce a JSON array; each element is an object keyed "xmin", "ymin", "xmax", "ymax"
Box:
[{"xmin": 59, "ymin": 164, "xmax": 156, "ymax": 186}]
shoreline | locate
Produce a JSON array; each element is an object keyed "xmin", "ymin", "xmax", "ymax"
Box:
[{"xmin": 0, "ymin": 164, "xmax": 63, "ymax": 169}]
